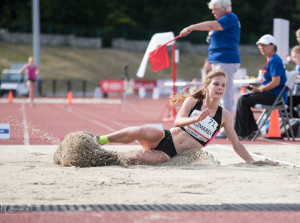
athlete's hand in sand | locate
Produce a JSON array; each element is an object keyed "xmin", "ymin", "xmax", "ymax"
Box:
[
  {"xmin": 263, "ymin": 159, "xmax": 279, "ymax": 166},
  {"xmin": 196, "ymin": 108, "xmax": 213, "ymax": 122}
]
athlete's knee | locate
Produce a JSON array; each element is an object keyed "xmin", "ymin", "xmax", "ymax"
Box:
[
  {"xmin": 134, "ymin": 125, "xmax": 163, "ymax": 141},
  {"xmin": 133, "ymin": 125, "xmax": 150, "ymax": 137},
  {"xmin": 123, "ymin": 126, "xmax": 145, "ymax": 138}
]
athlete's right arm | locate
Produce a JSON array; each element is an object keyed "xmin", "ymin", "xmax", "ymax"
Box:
[
  {"xmin": 174, "ymin": 98, "xmax": 211, "ymax": 127},
  {"xmin": 20, "ymin": 64, "xmax": 28, "ymax": 74},
  {"xmin": 223, "ymin": 110, "xmax": 255, "ymax": 162}
]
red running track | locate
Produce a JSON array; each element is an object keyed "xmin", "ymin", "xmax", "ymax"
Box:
[
  {"xmin": 1, "ymin": 98, "xmax": 299, "ymax": 146},
  {"xmin": 1, "ymin": 210, "xmax": 300, "ymax": 223},
  {"xmin": 0, "ymin": 98, "xmax": 174, "ymax": 145},
  {"xmin": 1, "ymin": 98, "xmax": 300, "ymax": 222}
]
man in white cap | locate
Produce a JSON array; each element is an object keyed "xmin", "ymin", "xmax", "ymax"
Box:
[{"xmin": 234, "ymin": 34, "xmax": 288, "ymax": 140}]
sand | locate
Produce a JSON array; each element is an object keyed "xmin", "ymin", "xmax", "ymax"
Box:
[
  {"xmin": 54, "ymin": 131, "xmax": 221, "ymax": 168},
  {"xmin": 54, "ymin": 131, "xmax": 126, "ymax": 167},
  {"xmin": 0, "ymin": 144, "xmax": 299, "ymax": 205}
]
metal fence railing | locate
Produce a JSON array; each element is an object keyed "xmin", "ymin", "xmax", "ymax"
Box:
[{"xmin": 38, "ymin": 79, "xmax": 99, "ymax": 97}]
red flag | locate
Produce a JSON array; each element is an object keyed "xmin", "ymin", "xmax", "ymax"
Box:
[
  {"xmin": 149, "ymin": 44, "xmax": 170, "ymax": 72},
  {"xmin": 149, "ymin": 35, "xmax": 181, "ymax": 72}
]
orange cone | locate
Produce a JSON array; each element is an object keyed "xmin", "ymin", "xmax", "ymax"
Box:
[
  {"xmin": 240, "ymin": 86, "xmax": 246, "ymax": 94},
  {"xmin": 267, "ymin": 109, "xmax": 282, "ymax": 139},
  {"xmin": 68, "ymin": 91, "xmax": 73, "ymax": 105},
  {"xmin": 8, "ymin": 90, "xmax": 13, "ymax": 103}
]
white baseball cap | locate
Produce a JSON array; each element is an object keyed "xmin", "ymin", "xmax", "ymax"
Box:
[{"xmin": 256, "ymin": 34, "xmax": 277, "ymax": 46}]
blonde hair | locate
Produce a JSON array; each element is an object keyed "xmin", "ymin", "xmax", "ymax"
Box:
[
  {"xmin": 170, "ymin": 69, "xmax": 227, "ymax": 106},
  {"xmin": 291, "ymin": 45, "xmax": 300, "ymax": 54},
  {"xmin": 28, "ymin": 56, "xmax": 34, "ymax": 63},
  {"xmin": 208, "ymin": 0, "xmax": 232, "ymax": 11}
]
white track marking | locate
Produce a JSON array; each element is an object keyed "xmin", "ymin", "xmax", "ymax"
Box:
[
  {"xmin": 260, "ymin": 137, "xmax": 295, "ymax": 145},
  {"xmin": 214, "ymin": 144, "xmax": 300, "ymax": 168},
  {"xmin": 54, "ymin": 105, "xmax": 117, "ymax": 131},
  {"xmin": 71, "ymin": 110, "xmax": 116, "ymax": 131},
  {"xmin": 110, "ymin": 120, "xmax": 128, "ymax": 128},
  {"xmin": 127, "ymin": 103, "xmax": 158, "ymax": 118},
  {"xmin": 74, "ymin": 106, "xmax": 128, "ymax": 128},
  {"xmin": 21, "ymin": 103, "xmax": 30, "ymax": 145}
]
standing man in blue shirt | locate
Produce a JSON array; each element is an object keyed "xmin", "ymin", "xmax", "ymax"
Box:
[{"xmin": 180, "ymin": 0, "xmax": 241, "ymax": 138}]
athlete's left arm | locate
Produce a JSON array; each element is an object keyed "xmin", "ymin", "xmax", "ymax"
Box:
[
  {"xmin": 222, "ymin": 110, "xmax": 255, "ymax": 162},
  {"xmin": 35, "ymin": 65, "xmax": 40, "ymax": 75}
]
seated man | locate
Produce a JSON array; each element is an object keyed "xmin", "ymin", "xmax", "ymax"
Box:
[{"xmin": 234, "ymin": 34, "xmax": 288, "ymax": 140}]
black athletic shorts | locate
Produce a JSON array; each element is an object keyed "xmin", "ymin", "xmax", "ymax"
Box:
[
  {"xmin": 152, "ymin": 130, "xmax": 177, "ymax": 158},
  {"xmin": 28, "ymin": 78, "xmax": 36, "ymax": 83}
]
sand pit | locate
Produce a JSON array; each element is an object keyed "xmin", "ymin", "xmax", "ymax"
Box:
[
  {"xmin": 54, "ymin": 131, "xmax": 127, "ymax": 167},
  {"xmin": 0, "ymin": 144, "xmax": 299, "ymax": 205},
  {"xmin": 233, "ymin": 160, "xmax": 279, "ymax": 167},
  {"xmin": 54, "ymin": 131, "xmax": 220, "ymax": 168},
  {"xmin": 157, "ymin": 148, "xmax": 220, "ymax": 167}
]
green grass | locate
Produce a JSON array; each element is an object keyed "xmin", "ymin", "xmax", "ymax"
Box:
[{"xmin": 0, "ymin": 40, "xmax": 295, "ymax": 83}]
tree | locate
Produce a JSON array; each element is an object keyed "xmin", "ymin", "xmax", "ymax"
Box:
[
  {"xmin": 0, "ymin": 0, "xmax": 31, "ymax": 32},
  {"xmin": 0, "ymin": 0, "xmax": 299, "ymax": 45},
  {"xmin": 292, "ymin": 0, "xmax": 300, "ymax": 27},
  {"xmin": 263, "ymin": 0, "xmax": 297, "ymax": 31}
]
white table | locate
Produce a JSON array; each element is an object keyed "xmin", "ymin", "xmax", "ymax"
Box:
[{"xmin": 164, "ymin": 78, "xmax": 300, "ymax": 115}]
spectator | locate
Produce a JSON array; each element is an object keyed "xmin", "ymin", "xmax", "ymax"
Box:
[
  {"xmin": 201, "ymin": 57, "xmax": 212, "ymax": 83},
  {"xmin": 286, "ymin": 28, "xmax": 300, "ymax": 63},
  {"xmin": 180, "ymin": 0, "xmax": 241, "ymax": 117},
  {"xmin": 296, "ymin": 28, "xmax": 300, "ymax": 44},
  {"xmin": 234, "ymin": 34, "xmax": 287, "ymax": 140},
  {"xmin": 287, "ymin": 45, "xmax": 300, "ymax": 118}
]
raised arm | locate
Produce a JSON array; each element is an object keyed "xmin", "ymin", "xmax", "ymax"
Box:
[
  {"xmin": 222, "ymin": 110, "xmax": 255, "ymax": 162},
  {"xmin": 174, "ymin": 97, "xmax": 213, "ymax": 127},
  {"xmin": 180, "ymin": 21, "xmax": 223, "ymax": 37}
]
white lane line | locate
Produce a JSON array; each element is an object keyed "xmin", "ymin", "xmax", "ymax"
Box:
[
  {"xmin": 110, "ymin": 120, "xmax": 128, "ymax": 128},
  {"xmin": 127, "ymin": 103, "xmax": 158, "ymax": 118},
  {"xmin": 71, "ymin": 110, "xmax": 116, "ymax": 132},
  {"xmin": 214, "ymin": 144, "xmax": 300, "ymax": 168},
  {"xmin": 21, "ymin": 103, "xmax": 30, "ymax": 145},
  {"xmin": 260, "ymin": 137, "xmax": 296, "ymax": 145},
  {"xmin": 54, "ymin": 105, "xmax": 117, "ymax": 132},
  {"xmin": 74, "ymin": 106, "xmax": 128, "ymax": 128}
]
